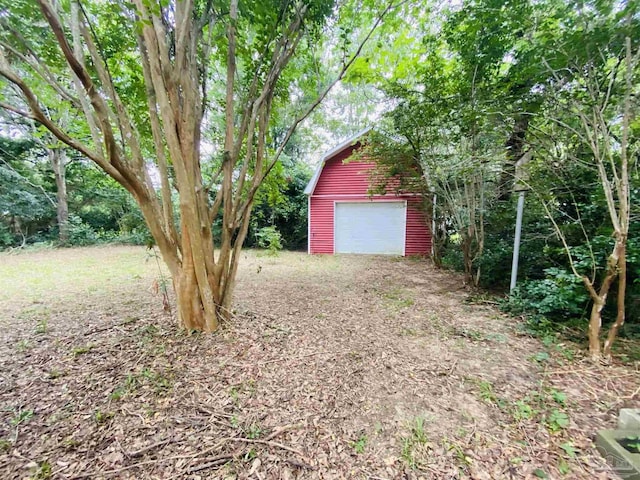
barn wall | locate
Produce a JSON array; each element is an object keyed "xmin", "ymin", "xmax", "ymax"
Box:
[
  {"xmin": 308, "ymin": 149, "xmax": 431, "ymax": 255},
  {"xmin": 405, "ymin": 198, "xmax": 431, "ymax": 255},
  {"xmin": 309, "ymin": 195, "xmax": 430, "ymax": 255},
  {"xmin": 313, "ymin": 146, "xmax": 375, "ymax": 196}
]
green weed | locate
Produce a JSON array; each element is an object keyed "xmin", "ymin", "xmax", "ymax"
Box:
[
  {"xmin": 140, "ymin": 368, "xmax": 172, "ymax": 394},
  {"xmin": 513, "ymin": 400, "xmax": 535, "ymax": 422},
  {"xmin": 546, "ymin": 409, "xmax": 570, "ymax": 433},
  {"xmin": 94, "ymin": 410, "xmax": 114, "ymax": 425},
  {"xmin": 530, "ymin": 351, "xmax": 550, "ymax": 363},
  {"xmin": 16, "ymin": 339, "xmax": 30, "ymax": 352},
  {"xmin": 350, "ymin": 434, "xmax": 367, "ymax": 454},
  {"xmin": 476, "ymin": 380, "xmax": 497, "ymax": 404},
  {"xmin": 35, "ymin": 317, "xmax": 48, "ymax": 335},
  {"xmin": 245, "ymin": 423, "xmax": 262, "ymax": 440},
  {"xmin": 400, "ymin": 417, "xmax": 429, "ymax": 468},
  {"xmin": 560, "ymin": 441, "xmax": 577, "ymax": 458},
  {"xmin": 71, "ymin": 345, "xmax": 94, "ymax": 357},
  {"xmin": 11, "ymin": 408, "xmax": 34, "ymax": 426},
  {"xmin": 558, "ymin": 459, "xmax": 571, "ymax": 475},
  {"xmin": 30, "ymin": 460, "xmax": 52, "ymax": 480},
  {"xmin": 110, "ymin": 387, "xmax": 125, "ymax": 401}
]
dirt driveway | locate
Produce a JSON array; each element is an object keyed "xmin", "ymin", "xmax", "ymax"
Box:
[{"xmin": 0, "ymin": 246, "xmax": 637, "ymax": 479}]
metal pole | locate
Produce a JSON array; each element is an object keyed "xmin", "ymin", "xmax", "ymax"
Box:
[
  {"xmin": 431, "ymin": 194, "xmax": 436, "ymax": 256},
  {"xmin": 510, "ymin": 191, "xmax": 525, "ymax": 293}
]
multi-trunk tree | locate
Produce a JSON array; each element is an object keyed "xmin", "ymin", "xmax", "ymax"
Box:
[
  {"xmin": 537, "ymin": 29, "xmax": 639, "ymax": 360},
  {"xmin": 0, "ymin": 0, "xmax": 394, "ymax": 331}
]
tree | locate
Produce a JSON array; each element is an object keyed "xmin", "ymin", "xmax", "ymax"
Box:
[
  {"xmin": 0, "ymin": 134, "xmax": 54, "ymax": 246},
  {"xmin": 0, "ymin": 0, "xmax": 395, "ymax": 331},
  {"xmin": 536, "ymin": 29, "xmax": 639, "ymax": 360}
]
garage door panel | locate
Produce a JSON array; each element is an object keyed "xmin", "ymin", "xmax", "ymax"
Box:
[{"xmin": 334, "ymin": 202, "xmax": 405, "ymax": 255}]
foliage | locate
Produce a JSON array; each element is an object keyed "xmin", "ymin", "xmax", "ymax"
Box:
[
  {"xmin": 0, "ymin": 135, "xmax": 54, "ymax": 246},
  {"xmin": 254, "ymin": 226, "xmax": 283, "ymax": 255},
  {"xmin": 247, "ymin": 149, "xmax": 312, "ymax": 251},
  {"xmin": 505, "ymin": 269, "xmax": 590, "ymax": 320},
  {"xmin": 350, "ymin": 0, "xmax": 640, "ymax": 357},
  {"xmin": 0, "ymin": 132, "xmax": 151, "ymax": 249}
]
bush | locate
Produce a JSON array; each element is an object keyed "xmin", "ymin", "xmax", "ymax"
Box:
[
  {"xmin": 255, "ymin": 226, "xmax": 283, "ymax": 256},
  {"xmin": 112, "ymin": 227, "xmax": 152, "ymax": 246},
  {"xmin": 67, "ymin": 214, "xmax": 99, "ymax": 246},
  {"xmin": 502, "ymin": 267, "xmax": 589, "ymax": 321},
  {"xmin": 0, "ymin": 223, "xmax": 15, "ymax": 248}
]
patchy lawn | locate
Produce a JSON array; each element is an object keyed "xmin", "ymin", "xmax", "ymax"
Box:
[{"xmin": 0, "ymin": 246, "xmax": 637, "ymax": 479}]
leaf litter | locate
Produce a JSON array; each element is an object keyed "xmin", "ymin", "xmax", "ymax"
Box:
[{"xmin": 0, "ymin": 246, "xmax": 637, "ymax": 479}]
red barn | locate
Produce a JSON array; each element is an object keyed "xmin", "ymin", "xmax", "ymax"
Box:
[{"xmin": 304, "ymin": 130, "xmax": 431, "ymax": 256}]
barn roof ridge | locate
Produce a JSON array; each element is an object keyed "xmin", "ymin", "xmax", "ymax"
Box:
[{"xmin": 303, "ymin": 127, "xmax": 373, "ymax": 196}]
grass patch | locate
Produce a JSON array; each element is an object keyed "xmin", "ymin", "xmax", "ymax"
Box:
[
  {"xmin": 381, "ymin": 287, "xmax": 415, "ymax": 309},
  {"xmin": 30, "ymin": 460, "xmax": 52, "ymax": 480},
  {"xmin": 400, "ymin": 416, "xmax": 429, "ymax": 469},
  {"xmin": 16, "ymin": 339, "xmax": 31, "ymax": 352},
  {"xmin": 71, "ymin": 345, "xmax": 94, "ymax": 357},
  {"xmin": 94, "ymin": 410, "xmax": 115, "ymax": 425}
]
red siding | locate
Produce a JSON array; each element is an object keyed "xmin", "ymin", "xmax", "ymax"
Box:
[
  {"xmin": 308, "ymin": 146, "xmax": 431, "ymax": 256},
  {"xmin": 405, "ymin": 198, "xmax": 431, "ymax": 255},
  {"xmin": 313, "ymin": 146, "xmax": 375, "ymax": 196}
]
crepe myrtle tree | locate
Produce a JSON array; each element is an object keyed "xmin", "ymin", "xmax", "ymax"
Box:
[
  {"xmin": 539, "ymin": 34, "xmax": 639, "ymax": 361},
  {"xmin": 0, "ymin": 0, "xmax": 396, "ymax": 331}
]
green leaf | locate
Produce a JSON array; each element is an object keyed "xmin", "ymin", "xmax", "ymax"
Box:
[{"xmin": 560, "ymin": 441, "xmax": 577, "ymax": 458}]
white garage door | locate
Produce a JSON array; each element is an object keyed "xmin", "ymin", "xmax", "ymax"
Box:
[{"xmin": 334, "ymin": 201, "xmax": 406, "ymax": 255}]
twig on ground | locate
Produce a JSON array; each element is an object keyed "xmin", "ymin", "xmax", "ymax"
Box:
[
  {"xmin": 623, "ymin": 385, "xmax": 640, "ymax": 400},
  {"xmin": 70, "ymin": 439, "xmax": 229, "ymax": 479},
  {"xmin": 283, "ymin": 457, "xmax": 316, "ymax": 470},
  {"xmin": 127, "ymin": 438, "xmax": 172, "ymax": 458},
  {"xmin": 186, "ymin": 454, "xmax": 234, "ymax": 474},
  {"xmin": 224, "ymin": 437, "xmax": 304, "ymax": 456},
  {"xmin": 264, "ymin": 423, "xmax": 301, "ymax": 441}
]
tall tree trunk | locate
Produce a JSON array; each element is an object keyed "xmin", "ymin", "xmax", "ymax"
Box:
[
  {"xmin": 497, "ymin": 102, "xmax": 541, "ymax": 200},
  {"xmin": 603, "ymin": 241, "xmax": 626, "ymax": 358},
  {"xmin": 587, "ymin": 295, "xmax": 605, "ymax": 360},
  {"xmin": 49, "ymin": 148, "xmax": 69, "ymax": 246},
  {"xmin": 461, "ymin": 234, "xmax": 473, "ymax": 285},
  {"xmin": 583, "ymin": 242, "xmax": 621, "ymax": 361}
]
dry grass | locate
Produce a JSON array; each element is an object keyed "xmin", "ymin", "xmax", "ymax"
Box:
[{"xmin": 0, "ymin": 245, "xmax": 637, "ymax": 479}]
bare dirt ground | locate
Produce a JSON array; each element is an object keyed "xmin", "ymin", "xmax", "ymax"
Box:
[{"xmin": 0, "ymin": 246, "xmax": 638, "ymax": 480}]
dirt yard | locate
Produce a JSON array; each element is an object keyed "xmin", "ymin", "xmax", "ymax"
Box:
[{"xmin": 0, "ymin": 246, "xmax": 638, "ymax": 479}]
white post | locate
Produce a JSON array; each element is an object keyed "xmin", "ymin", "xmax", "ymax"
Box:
[
  {"xmin": 307, "ymin": 195, "xmax": 311, "ymax": 255},
  {"xmin": 510, "ymin": 191, "xmax": 525, "ymax": 293},
  {"xmin": 431, "ymin": 193, "xmax": 436, "ymax": 256}
]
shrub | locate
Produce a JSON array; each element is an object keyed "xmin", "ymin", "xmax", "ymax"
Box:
[
  {"xmin": 255, "ymin": 226, "xmax": 283, "ymax": 255},
  {"xmin": 67, "ymin": 214, "xmax": 99, "ymax": 246}
]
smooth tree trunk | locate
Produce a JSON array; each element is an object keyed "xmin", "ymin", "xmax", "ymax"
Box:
[
  {"xmin": 48, "ymin": 148, "xmax": 69, "ymax": 246},
  {"xmin": 583, "ymin": 240, "xmax": 623, "ymax": 360},
  {"xmin": 603, "ymin": 242, "xmax": 627, "ymax": 357}
]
